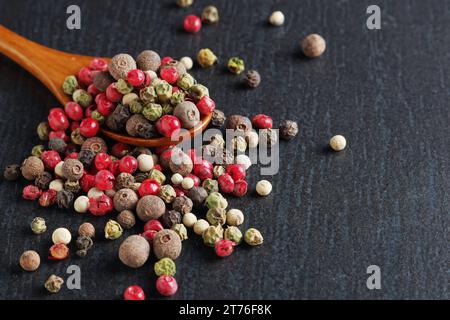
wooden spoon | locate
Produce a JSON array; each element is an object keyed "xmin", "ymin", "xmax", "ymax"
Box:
[{"xmin": 0, "ymin": 24, "xmax": 211, "ymax": 147}]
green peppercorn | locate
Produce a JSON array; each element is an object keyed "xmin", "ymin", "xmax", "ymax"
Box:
[
  {"xmin": 155, "ymin": 80, "xmax": 172, "ymax": 103},
  {"xmin": 189, "ymin": 84, "xmax": 209, "ymax": 101},
  {"xmin": 202, "ymin": 5, "xmax": 219, "ymax": 23},
  {"xmin": 170, "ymin": 91, "xmax": 185, "ymax": 105},
  {"xmin": 116, "ymin": 79, "xmax": 133, "ymax": 95},
  {"xmin": 91, "ymin": 110, "xmax": 105, "ymax": 123},
  {"xmin": 224, "ymin": 226, "xmax": 243, "ymax": 244},
  {"xmin": 62, "ymin": 75, "xmax": 79, "ymax": 95},
  {"xmin": 202, "ymin": 178, "xmax": 219, "ymax": 194},
  {"xmin": 244, "ymin": 228, "xmax": 263, "ymax": 246},
  {"xmin": 148, "ymin": 168, "xmax": 166, "ymax": 185},
  {"xmin": 44, "ymin": 275, "xmax": 64, "ymax": 293},
  {"xmin": 159, "ymin": 185, "xmax": 176, "ymax": 203},
  {"xmin": 203, "ymin": 224, "xmax": 223, "ymax": 247},
  {"xmin": 31, "ymin": 145, "xmax": 45, "ymax": 157},
  {"xmin": 30, "ymin": 217, "xmax": 47, "ymax": 234},
  {"xmin": 205, "ymin": 192, "xmax": 228, "ymax": 210},
  {"xmin": 206, "ymin": 207, "xmax": 226, "ymax": 225},
  {"xmin": 37, "ymin": 122, "xmax": 50, "ymax": 141},
  {"xmin": 142, "ymin": 103, "xmax": 163, "ymax": 122},
  {"xmin": 140, "ymin": 86, "xmax": 157, "ymax": 103},
  {"xmin": 171, "ymin": 223, "xmax": 188, "ymax": 241},
  {"xmin": 197, "ymin": 48, "xmax": 217, "ymax": 68},
  {"xmin": 104, "ymin": 220, "xmax": 123, "ymax": 240},
  {"xmin": 162, "ymin": 103, "xmax": 174, "ymax": 115},
  {"xmin": 129, "ymin": 100, "xmax": 144, "ymax": 114},
  {"xmin": 72, "ymin": 89, "xmax": 92, "ymax": 108},
  {"xmin": 154, "ymin": 258, "xmax": 176, "ymax": 276},
  {"xmin": 227, "ymin": 57, "xmax": 245, "ymax": 74},
  {"xmin": 177, "ymin": 73, "xmax": 196, "ymax": 91}
]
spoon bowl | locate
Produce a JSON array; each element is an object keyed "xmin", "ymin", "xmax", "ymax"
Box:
[{"xmin": 0, "ymin": 24, "xmax": 211, "ymax": 147}]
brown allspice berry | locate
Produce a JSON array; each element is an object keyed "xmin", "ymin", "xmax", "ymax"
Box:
[
  {"xmin": 20, "ymin": 250, "xmax": 41, "ymax": 271},
  {"xmin": 161, "ymin": 210, "xmax": 182, "ymax": 229},
  {"xmin": 126, "ymin": 114, "xmax": 150, "ymax": 137},
  {"xmin": 3, "ymin": 164, "xmax": 20, "ymax": 181},
  {"xmin": 153, "ymin": 229, "xmax": 182, "ymax": 260},
  {"xmin": 113, "ymin": 188, "xmax": 139, "ymax": 211},
  {"xmin": 186, "ymin": 186, "xmax": 208, "ymax": 207},
  {"xmin": 301, "ymin": 34, "xmax": 326, "ymax": 58},
  {"xmin": 173, "ymin": 101, "xmax": 200, "ymax": 129},
  {"xmin": 279, "ymin": 120, "xmax": 299, "ymax": 140},
  {"xmin": 226, "ymin": 115, "xmax": 252, "ymax": 132},
  {"xmin": 136, "ymin": 50, "xmax": 161, "ymax": 72},
  {"xmin": 115, "ymin": 172, "xmax": 135, "ymax": 190},
  {"xmin": 245, "ymin": 70, "xmax": 261, "ymax": 88},
  {"xmin": 81, "ymin": 137, "xmax": 108, "ymax": 155},
  {"xmin": 119, "ymin": 235, "xmax": 150, "ymax": 268},
  {"xmin": 93, "ymin": 71, "xmax": 114, "ymax": 92},
  {"xmin": 78, "ymin": 222, "xmax": 95, "ymax": 238},
  {"xmin": 172, "ymin": 196, "xmax": 193, "ymax": 215},
  {"xmin": 62, "ymin": 158, "xmax": 84, "ymax": 180},
  {"xmin": 21, "ymin": 156, "xmax": 45, "ymax": 180},
  {"xmin": 109, "ymin": 53, "xmax": 137, "ymax": 80},
  {"xmin": 168, "ymin": 150, "xmax": 193, "ymax": 176},
  {"xmin": 136, "ymin": 195, "xmax": 166, "ymax": 221},
  {"xmin": 117, "ymin": 210, "xmax": 136, "ymax": 229}
]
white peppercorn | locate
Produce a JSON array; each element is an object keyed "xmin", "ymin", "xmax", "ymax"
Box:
[
  {"xmin": 269, "ymin": 11, "xmax": 285, "ymax": 26},
  {"xmin": 87, "ymin": 187, "xmax": 104, "ymax": 199},
  {"xmin": 193, "ymin": 219, "xmax": 209, "ymax": 235},
  {"xmin": 181, "ymin": 177, "xmax": 194, "ymax": 190},
  {"xmin": 180, "ymin": 56, "xmax": 193, "ymax": 70},
  {"xmin": 49, "ymin": 179, "xmax": 64, "ymax": 192},
  {"xmin": 330, "ymin": 135, "xmax": 346, "ymax": 151},
  {"xmin": 137, "ymin": 154, "xmax": 154, "ymax": 172},
  {"xmin": 226, "ymin": 209, "xmax": 244, "ymax": 226},
  {"xmin": 52, "ymin": 228, "xmax": 72, "ymax": 245},
  {"xmin": 235, "ymin": 154, "xmax": 252, "ymax": 170},
  {"xmin": 256, "ymin": 180, "xmax": 272, "ymax": 196},
  {"xmin": 54, "ymin": 161, "xmax": 64, "ymax": 177},
  {"xmin": 171, "ymin": 173, "xmax": 184, "ymax": 185},
  {"xmin": 301, "ymin": 34, "xmax": 326, "ymax": 58},
  {"xmin": 245, "ymin": 131, "xmax": 259, "ymax": 148},
  {"xmin": 182, "ymin": 212, "xmax": 197, "ymax": 228},
  {"xmin": 74, "ymin": 195, "xmax": 90, "ymax": 213}
]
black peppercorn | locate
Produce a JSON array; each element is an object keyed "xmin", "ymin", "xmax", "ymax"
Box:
[
  {"xmin": 56, "ymin": 190, "xmax": 74, "ymax": 209},
  {"xmin": 161, "ymin": 210, "xmax": 182, "ymax": 228},
  {"xmin": 211, "ymin": 109, "xmax": 226, "ymax": 127},
  {"xmin": 75, "ymin": 235, "xmax": 93, "ymax": 258},
  {"xmin": 172, "ymin": 196, "xmax": 193, "ymax": 215},
  {"xmin": 279, "ymin": 120, "xmax": 299, "ymax": 140},
  {"xmin": 226, "ymin": 115, "xmax": 252, "ymax": 132},
  {"xmin": 186, "ymin": 186, "xmax": 208, "ymax": 207},
  {"xmin": 106, "ymin": 104, "xmax": 131, "ymax": 132},
  {"xmin": 3, "ymin": 164, "xmax": 20, "ymax": 181},
  {"xmin": 132, "ymin": 147, "xmax": 152, "ymax": 157},
  {"xmin": 245, "ymin": 70, "xmax": 261, "ymax": 88},
  {"xmin": 48, "ymin": 138, "xmax": 67, "ymax": 153},
  {"xmin": 64, "ymin": 180, "xmax": 81, "ymax": 194},
  {"xmin": 77, "ymin": 149, "xmax": 95, "ymax": 167},
  {"xmin": 35, "ymin": 171, "xmax": 52, "ymax": 189},
  {"xmin": 93, "ymin": 71, "xmax": 114, "ymax": 92}
]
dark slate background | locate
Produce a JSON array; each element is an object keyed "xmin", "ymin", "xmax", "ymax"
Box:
[{"xmin": 0, "ymin": 0, "xmax": 448, "ymax": 300}]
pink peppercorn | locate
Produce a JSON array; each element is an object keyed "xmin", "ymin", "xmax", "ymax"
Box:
[
  {"xmin": 108, "ymin": 160, "xmax": 121, "ymax": 176},
  {"xmin": 96, "ymin": 93, "xmax": 116, "ymax": 116},
  {"xmin": 79, "ymin": 118, "xmax": 100, "ymax": 137},
  {"xmin": 65, "ymin": 102, "xmax": 84, "ymax": 121},
  {"xmin": 218, "ymin": 173, "xmax": 234, "ymax": 194},
  {"xmin": 39, "ymin": 189, "xmax": 57, "ymax": 207},
  {"xmin": 193, "ymin": 159, "xmax": 213, "ymax": 181},
  {"xmin": 87, "ymin": 83, "xmax": 100, "ymax": 96},
  {"xmin": 143, "ymin": 219, "xmax": 164, "ymax": 232},
  {"xmin": 156, "ymin": 115, "xmax": 181, "ymax": 138},
  {"xmin": 89, "ymin": 194, "xmax": 113, "ymax": 216},
  {"xmin": 65, "ymin": 152, "xmax": 78, "ymax": 160},
  {"xmin": 89, "ymin": 58, "xmax": 108, "ymax": 71},
  {"xmin": 94, "ymin": 153, "xmax": 112, "ymax": 171},
  {"xmin": 226, "ymin": 164, "xmax": 246, "ymax": 182},
  {"xmin": 183, "ymin": 15, "xmax": 202, "ymax": 33},
  {"xmin": 161, "ymin": 56, "xmax": 173, "ymax": 66},
  {"xmin": 186, "ymin": 148, "xmax": 198, "ymax": 164},
  {"xmin": 80, "ymin": 174, "xmax": 95, "ymax": 192},
  {"xmin": 119, "ymin": 155, "xmax": 138, "ymax": 174},
  {"xmin": 106, "ymin": 83, "xmax": 123, "ymax": 103},
  {"xmin": 138, "ymin": 179, "xmax": 160, "ymax": 197},
  {"xmin": 215, "ymin": 239, "xmax": 236, "ymax": 257},
  {"xmin": 233, "ymin": 180, "xmax": 248, "ymax": 197},
  {"xmin": 123, "ymin": 285, "xmax": 145, "ymax": 301},
  {"xmin": 156, "ymin": 275, "xmax": 178, "ymax": 297},
  {"xmin": 141, "ymin": 229, "xmax": 158, "ymax": 242},
  {"xmin": 173, "ymin": 186, "xmax": 185, "ymax": 197},
  {"xmin": 49, "ymin": 130, "xmax": 70, "ymax": 143},
  {"xmin": 127, "ymin": 69, "xmax": 146, "ymax": 87},
  {"xmin": 154, "ymin": 164, "xmax": 163, "ymax": 171},
  {"xmin": 160, "ymin": 66, "xmax": 179, "ymax": 84},
  {"xmin": 252, "ymin": 114, "xmax": 273, "ymax": 129},
  {"xmin": 84, "ymin": 105, "xmax": 96, "ymax": 118},
  {"xmin": 95, "ymin": 170, "xmax": 115, "ymax": 190},
  {"xmin": 78, "ymin": 67, "xmax": 94, "ymax": 86},
  {"xmin": 111, "ymin": 143, "xmax": 131, "ymax": 158},
  {"xmin": 48, "ymin": 108, "xmax": 69, "ymax": 131},
  {"xmin": 41, "ymin": 150, "xmax": 61, "ymax": 170},
  {"xmin": 23, "ymin": 185, "xmax": 42, "ymax": 200},
  {"xmin": 196, "ymin": 96, "xmax": 216, "ymax": 115}
]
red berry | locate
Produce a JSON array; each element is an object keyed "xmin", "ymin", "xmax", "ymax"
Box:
[
  {"xmin": 80, "ymin": 174, "xmax": 95, "ymax": 193},
  {"xmin": 48, "ymin": 243, "xmax": 70, "ymax": 260},
  {"xmin": 196, "ymin": 96, "xmax": 216, "ymax": 115},
  {"xmin": 123, "ymin": 285, "xmax": 145, "ymax": 301},
  {"xmin": 183, "ymin": 15, "xmax": 202, "ymax": 33},
  {"xmin": 89, "ymin": 58, "xmax": 108, "ymax": 71},
  {"xmin": 109, "ymin": 160, "xmax": 121, "ymax": 177},
  {"xmin": 87, "ymin": 83, "xmax": 100, "ymax": 97},
  {"xmin": 173, "ymin": 186, "xmax": 185, "ymax": 197},
  {"xmin": 193, "ymin": 159, "xmax": 213, "ymax": 180},
  {"xmin": 186, "ymin": 173, "xmax": 200, "ymax": 187},
  {"xmin": 84, "ymin": 105, "xmax": 96, "ymax": 118},
  {"xmin": 218, "ymin": 173, "xmax": 235, "ymax": 193},
  {"xmin": 226, "ymin": 164, "xmax": 246, "ymax": 182},
  {"xmin": 64, "ymin": 102, "xmax": 83, "ymax": 121},
  {"xmin": 88, "ymin": 194, "xmax": 113, "ymax": 216},
  {"xmin": 111, "ymin": 143, "xmax": 131, "ymax": 158},
  {"xmin": 41, "ymin": 150, "xmax": 61, "ymax": 170},
  {"xmin": 161, "ymin": 56, "xmax": 173, "ymax": 65},
  {"xmin": 141, "ymin": 229, "xmax": 158, "ymax": 242},
  {"xmin": 22, "ymin": 185, "xmax": 42, "ymax": 200},
  {"xmin": 156, "ymin": 115, "xmax": 181, "ymax": 138},
  {"xmin": 119, "ymin": 155, "xmax": 138, "ymax": 174},
  {"xmin": 79, "ymin": 118, "xmax": 100, "ymax": 137},
  {"xmin": 160, "ymin": 66, "xmax": 179, "ymax": 84},
  {"xmin": 106, "ymin": 83, "xmax": 123, "ymax": 102},
  {"xmin": 49, "ymin": 130, "xmax": 70, "ymax": 142},
  {"xmin": 154, "ymin": 164, "xmax": 163, "ymax": 171},
  {"xmin": 143, "ymin": 219, "xmax": 164, "ymax": 232},
  {"xmin": 48, "ymin": 108, "xmax": 69, "ymax": 131},
  {"xmin": 78, "ymin": 67, "xmax": 94, "ymax": 86},
  {"xmin": 94, "ymin": 153, "xmax": 112, "ymax": 171},
  {"xmin": 95, "ymin": 93, "xmax": 116, "ymax": 116},
  {"xmin": 252, "ymin": 114, "xmax": 273, "ymax": 129},
  {"xmin": 138, "ymin": 179, "xmax": 160, "ymax": 197},
  {"xmin": 215, "ymin": 239, "xmax": 236, "ymax": 257},
  {"xmin": 172, "ymin": 86, "xmax": 180, "ymax": 93},
  {"xmin": 156, "ymin": 275, "xmax": 178, "ymax": 297},
  {"xmin": 127, "ymin": 69, "xmax": 146, "ymax": 87},
  {"xmin": 95, "ymin": 170, "xmax": 115, "ymax": 190},
  {"xmin": 39, "ymin": 189, "xmax": 57, "ymax": 207},
  {"xmin": 233, "ymin": 180, "xmax": 248, "ymax": 197}
]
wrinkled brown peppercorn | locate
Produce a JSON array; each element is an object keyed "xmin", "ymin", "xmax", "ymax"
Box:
[
  {"xmin": 279, "ymin": 120, "xmax": 299, "ymax": 140},
  {"xmin": 113, "ymin": 188, "xmax": 138, "ymax": 211},
  {"xmin": 115, "ymin": 172, "xmax": 135, "ymax": 190},
  {"xmin": 81, "ymin": 137, "xmax": 108, "ymax": 155},
  {"xmin": 64, "ymin": 180, "xmax": 81, "ymax": 193},
  {"xmin": 3, "ymin": 164, "xmax": 20, "ymax": 181},
  {"xmin": 161, "ymin": 210, "xmax": 182, "ymax": 228},
  {"xmin": 226, "ymin": 115, "xmax": 253, "ymax": 132},
  {"xmin": 56, "ymin": 190, "xmax": 74, "ymax": 209},
  {"xmin": 93, "ymin": 71, "xmax": 114, "ymax": 92},
  {"xmin": 48, "ymin": 138, "xmax": 67, "ymax": 153},
  {"xmin": 136, "ymin": 50, "xmax": 161, "ymax": 72},
  {"xmin": 77, "ymin": 149, "xmax": 95, "ymax": 167},
  {"xmin": 21, "ymin": 156, "xmax": 45, "ymax": 180},
  {"xmin": 172, "ymin": 196, "xmax": 193, "ymax": 215},
  {"xmin": 136, "ymin": 195, "xmax": 166, "ymax": 221},
  {"xmin": 211, "ymin": 109, "xmax": 226, "ymax": 127},
  {"xmin": 35, "ymin": 171, "xmax": 52, "ymax": 189},
  {"xmin": 106, "ymin": 104, "xmax": 131, "ymax": 132},
  {"xmin": 78, "ymin": 222, "xmax": 95, "ymax": 238},
  {"xmin": 117, "ymin": 210, "xmax": 136, "ymax": 229},
  {"xmin": 153, "ymin": 229, "xmax": 182, "ymax": 260},
  {"xmin": 75, "ymin": 235, "xmax": 93, "ymax": 257},
  {"xmin": 62, "ymin": 159, "xmax": 84, "ymax": 181},
  {"xmin": 245, "ymin": 70, "xmax": 261, "ymax": 88},
  {"xmin": 126, "ymin": 114, "xmax": 152, "ymax": 138},
  {"xmin": 186, "ymin": 186, "xmax": 208, "ymax": 207}
]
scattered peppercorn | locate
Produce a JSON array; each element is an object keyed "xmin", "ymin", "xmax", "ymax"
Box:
[
  {"xmin": 244, "ymin": 228, "xmax": 264, "ymax": 246},
  {"xmin": 301, "ymin": 33, "xmax": 326, "ymax": 58},
  {"xmin": 203, "ymin": 224, "xmax": 224, "ymax": 247},
  {"xmin": 154, "ymin": 257, "xmax": 176, "ymax": 276},
  {"xmin": 245, "ymin": 70, "xmax": 261, "ymax": 88},
  {"xmin": 172, "ymin": 196, "xmax": 193, "ymax": 214},
  {"xmin": 52, "ymin": 227, "xmax": 72, "ymax": 245},
  {"xmin": 279, "ymin": 120, "xmax": 299, "ymax": 140},
  {"xmin": 202, "ymin": 5, "xmax": 219, "ymax": 23},
  {"xmin": 104, "ymin": 219, "xmax": 123, "ymax": 240},
  {"xmin": 269, "ymin": 11, "xmax": 285, "ymax": 26},
  {"xmin": 75, "ymin": 235, "xmax": 93, "ymax": 257},
  {"xmin": 78, "ymin": 222, "xmax": 95, "ymax": 238},
  {"xmin": 226, "ymin": 115, "xmax": 252, "ymax": 132},
  {"xmin": 119, "ymin": 235, "xmax": 150, "ymax": 268},
  {"xmin": 19, "ymin": 250, "xmax": 40, "ymax": 271},
  {"xmin": 3, "ymin": 164, "xmax": 20, "ymax": 181},
  {"xmin": 227, "ymin": 57, "xmax": 245, "ymax": 74},
  {"xmin": 226, "ymin": 209, "xmax": 244, "ymax": 226},
  {"xmin": 44, "ymin": 275, "xmax": 64, "ymax": 293},
  {"xmin": 109, "ymin": 53, "xmax": 137, "ymax": 80},
  {"xmin": 153, "ymin": 229, "xmax": 182, "ymax": 260},
  {"xmin": 330, "ymin": 135, "xmax": 347, "ymax": 151},
  {"xmin": 224, "ymin": 226, "xmax": 243, "ymax": 244},
  {"xmin": 136, "ymin": 195, "xmax": 166, "ymax": 221},
  {"xmin": 21, "ymin": 156, "xmax": 44, "ymax": 180},
  {"xmin": 161, "ymin": 210, "xmax": 182, "ymax": 228},
  {"xmin": 48, "ymin": 138, "xmax": 67, "ymax": 153},
  {"xmin": 56, "ymin": 190, "xmax": 74, "ymax": 209},
  {"xmin": 197, "ymin": 48, "xmax": 217, "ymax": 68},
  {"xmin": 256, "ymin": 180, "xmax": 272, "ymax": 196},
  {"xmin": 176, "ymin": 0, "xmax": 193, "ymax": 8}
]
